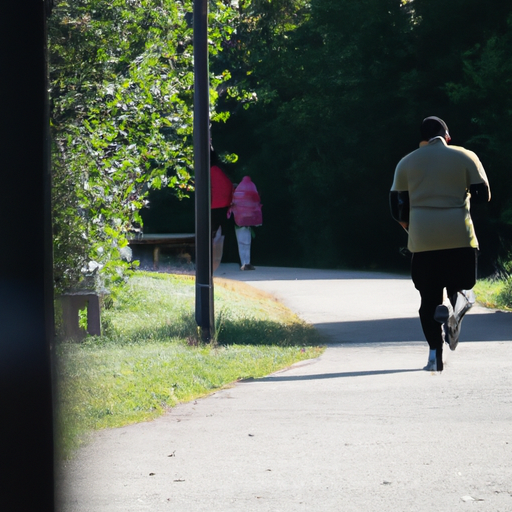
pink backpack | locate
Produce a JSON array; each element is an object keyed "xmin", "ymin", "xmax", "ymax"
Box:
[{"xmin": 228, "ymin": 176, "xmax": 262, "ymax": 227}]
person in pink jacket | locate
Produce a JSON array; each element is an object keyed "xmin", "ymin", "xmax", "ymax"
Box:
[{"xmin": 229, "ymin": 176, "xmax": 262, "ymax": 271}]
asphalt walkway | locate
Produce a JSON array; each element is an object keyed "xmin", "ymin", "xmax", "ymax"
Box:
[{"xmin": 57, "ymin": 265, "xmax": 512, "ymax": 511}]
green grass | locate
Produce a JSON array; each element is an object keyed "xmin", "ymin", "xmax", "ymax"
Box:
[
  {"xmin": 55, "ymin": 272, "xmax": 325, "ymax": 458},
  {"xmin": 474, "ymin": 277, "xmax": 512, "ymax": 311}
]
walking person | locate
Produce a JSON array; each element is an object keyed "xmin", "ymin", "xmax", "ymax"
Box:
[
  {"xmin": 210, "ymin": 147, "xmax": 234, "ymax": 271},
  {"xmin": 229, "ymin": 176, "xmax": 262, "ymax": 271},
  {"xmin": 390, "ymin": 116, "xmax": 490, "ymax": 371}
]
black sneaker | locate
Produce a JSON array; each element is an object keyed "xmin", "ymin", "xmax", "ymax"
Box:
[
  {"xmin": 444, "ymin": 314, "xmax": 460, "ymax": 351},
  {"xmin": 434, "ymin": 304, "xmax": 449, "ymax": 324},
  {"xmin": 434, "ymin": 302, "xmax": 461, "ymax": 351}
]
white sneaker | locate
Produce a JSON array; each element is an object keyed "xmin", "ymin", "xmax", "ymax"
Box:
[
  {"xmin": 423, "ymin": 349, "xmax": 443, "ymax": 372},
  {"xmin": 423, "ymin": 358, "xmax": 437, "ymax": 371},
  {"xmin": 454, "ymin": 290, "xmax": 474, "ymax": 319},
  {"xmin": 444, "ymin": 290, "xmax": 474, "ymax": 351}
]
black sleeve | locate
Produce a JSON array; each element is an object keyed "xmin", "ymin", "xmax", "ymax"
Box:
[
  {"xmin": 389, "ymin": 191, "xmax": 410, "ymax": 223},
  {"xmin": 469, "ymin": 183, "xmax": 490, "ymax": 205}
]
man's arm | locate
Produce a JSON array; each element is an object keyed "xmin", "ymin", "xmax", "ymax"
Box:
[
  {"xmin": 469, "ymin": 182, "xmax": 491, "ymax": 205},
  {"xmin": 389, "ymin": 190, "xmax": 410, "ymax": 229},
  {"xmin": 458, "ymin": 147, "xmax": 491, "ymax": 204}
]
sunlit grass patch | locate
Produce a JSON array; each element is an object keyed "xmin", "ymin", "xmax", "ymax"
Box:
[
  {"xmin": 55, "ymin": 272, "xmax": 325, "ymax": 458},
  {"xmin": 474, "ymin": 277, "xmax": 512, "ymax": 311}
]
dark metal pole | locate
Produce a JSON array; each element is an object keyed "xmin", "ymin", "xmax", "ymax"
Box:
[
  {"xmin": 193, "ymin": 0, "xmax": 214, "ymax": 341},
  {"xmin": 0, "ymin": 1, "xmax": 55, "ymax": 509}
]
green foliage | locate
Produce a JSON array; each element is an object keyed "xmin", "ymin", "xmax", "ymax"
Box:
[
  {"xmin": 445, "ymin": 15, "xmax": 512, "ymax": 226},
  {"xmin": 49, "ymin": 0, "xmax": 238, "ymax": 292},
  {"xmin": 211, "ymin": 0, "xmax": 512, "ymax": 274},
  {"xmin": 474, "ymin": 277, "xmax": 512, "ymax": 311},
  {"xmin": 216, "ymin": 0, "xmax": 415, "ymax": 268},
  {"xmin": 498, "ymin": 278, "xmax": 512, "ymax": 308},
  {"xmin": 50, "ymin": 0, "xmax": 512, "ymax": 279}
]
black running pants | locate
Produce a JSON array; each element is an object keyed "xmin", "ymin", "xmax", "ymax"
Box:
[{"xmin": 411, "ymin": 248, "xmax": 477, "ymax": 350}]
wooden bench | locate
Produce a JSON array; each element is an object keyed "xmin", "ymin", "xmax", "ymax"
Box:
[
  {"xmin": 128, "ymin": 233, "xmax": 195, "ymax": 269},
  {"xmin": 60, "ymin": 290, "xmax": 102, "ymax": 340}
]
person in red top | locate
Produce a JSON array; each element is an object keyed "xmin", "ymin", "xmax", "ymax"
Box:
[
  {"xmin": 211, "ymin": 149, "xmax": 233, "ymax": 211},
  {"xmin": 210, "ymin": 148, "xmax": 233, "ymax": 270}
]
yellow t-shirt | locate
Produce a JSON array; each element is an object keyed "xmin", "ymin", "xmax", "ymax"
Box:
[{"xmin": 391, "ymin": 137, "xmax": 489, "ymax": 253}]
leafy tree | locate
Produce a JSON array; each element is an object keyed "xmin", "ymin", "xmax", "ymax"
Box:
[
  {"xmin": 444, "ymin": 11, "xmax": 512, "ymax": 273},
  {"xmin": 52, "ymin": 0, "xmax": 512, "ymax": 276},
  {"xmin": 216, "ymin": 0, "xmax": 414, "ymax": 268},
  {"xmin": 49, "ymin": 0, "xmax": 237, "ymax": 292},
  {"xmin": 213, "ymin": 0, "xmax": 512, "ymax": 273}
]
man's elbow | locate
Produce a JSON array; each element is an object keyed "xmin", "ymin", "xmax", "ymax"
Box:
[
  {"xmin": 389, "ymin": 190, "xmax": 410, "ymax": 223},
  {"xmin": 470, "ymin": 183, "xmax": 491, "ymax": 204}
]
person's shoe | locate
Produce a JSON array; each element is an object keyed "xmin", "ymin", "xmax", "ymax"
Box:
[
  {"xmin": 443, "ymin": 291, "xmax": 474, "ymax": 351},
  {"xmin": 454, "ymin": 290, "xmax": 474, "ymax": 323},
  {"xmin": 434, "ymin": 304, "xmax": 449, "ymax": 324},
  {"xmin": 423, "ymin": 349, "xmax": 443, "ymax": 372},
  {"xmin": 444, "ymin": 314, "xmax": 460, "ymax": 351},
  {"xmin": 434, "ymin": 302, "xmax": 461, "ymax": 351},
  {"xmin": 240, "ymin": 264, "xmax": 255, "ymax": 271},
  {"xmin": 423, "ymin": 358, "xmax": 437, "ymax": 371}
]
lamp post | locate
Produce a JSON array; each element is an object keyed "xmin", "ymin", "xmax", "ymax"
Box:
[{"xmin": 194, "ymin": 0, "xmax": 214, "ymax": 341}]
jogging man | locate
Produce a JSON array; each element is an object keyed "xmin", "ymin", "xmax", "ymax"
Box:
[{"xmin": 390, "ymin": 116, "xmax": 490, "ymax": 371}]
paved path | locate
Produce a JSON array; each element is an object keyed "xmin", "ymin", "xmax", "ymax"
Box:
[{"xmin": 57, "ymin": 265, "xmax": 512, "ymax": 511}]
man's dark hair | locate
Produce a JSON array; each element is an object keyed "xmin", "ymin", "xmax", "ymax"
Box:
[{"xmin": 421, "ymin": 116, "xmax": 449, "ymax": 141}]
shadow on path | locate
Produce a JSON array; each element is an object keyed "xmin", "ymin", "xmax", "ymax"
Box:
[
  {"xmin": 215, "ymin": 264, "xmax": 410, "ymax": 282},
  {"xmin": 313, "ymin": 310, "xmax": 512, "ymax": 344},
  {"xmin": 250, "ymin": 368, "xmax": 423, "ymax": 382}
]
